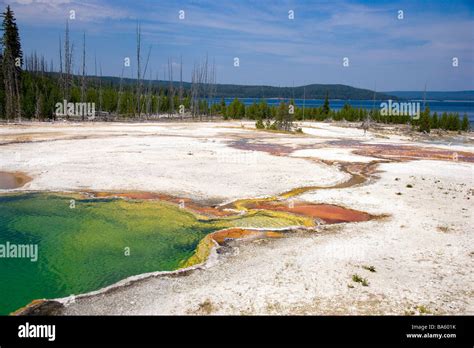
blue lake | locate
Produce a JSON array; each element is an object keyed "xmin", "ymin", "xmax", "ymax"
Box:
[{"xmin": 213, "ymin": 98, "xmax": 474, "ymax": 125}]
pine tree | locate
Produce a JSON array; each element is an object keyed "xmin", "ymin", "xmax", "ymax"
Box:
[
  {"xmin": 1, "ymin": 6, "xmax": 22, "ymax": 70},
  {"xmin": 220, "ymin": 97, "xmax": 226, "ymax": 116},
  {"xmin": 1, "ymin": 5, "xmax": 23, "ymax": 119},
  {"xmin": 238, "ymin": 100, "xmax": 245, "ymax": 118},
  {"xmin": 322, "ymin": 91, "xmax": 330, "ymax": 115},
  {"xmin": 418, "ymin": 106, "xmax": 431, "ymax": 133},
  {"xmin": 440, "ymin": 112, "xmax": 448, "ymax": 130},
  {"xmin": 461, "ymin": 113, "xmax": 470, "ymax": 132},
  {"xmin": 453, "ymin": 113, "xmax": 461, "ymax": 131},
  {"xmin": 431, "ymin": 112, "xmax": 438, "ymax": 129}
]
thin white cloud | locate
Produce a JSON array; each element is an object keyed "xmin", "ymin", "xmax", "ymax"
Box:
[{"xmin": 9, "ymin": 0, "xmax": 130, "ymax": 26}]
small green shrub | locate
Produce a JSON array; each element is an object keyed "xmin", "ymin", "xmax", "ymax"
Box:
[{"xmin": 352, "ymin": 274, "xmax": 369, "ymax": 286}]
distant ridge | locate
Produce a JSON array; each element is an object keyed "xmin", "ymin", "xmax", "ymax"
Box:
[
  {"xmin": 94, "ymin": 75, "xmax": 395, "ymax": 100},
  {"xmin": 386, "ymin": 91, "xmax": 474, "ymax": 101},
  {"xmin": 214, "ymin": 83, "xmax": 395, "ymax": 100},
  {"xmin": 43, "ymin": 72, "xmax": 397, "ymax": 100}
]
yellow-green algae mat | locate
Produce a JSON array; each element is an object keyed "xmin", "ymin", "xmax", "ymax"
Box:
[{"xmin": 0, "ymin": 193, "xmax": 312, "ymax": 315}]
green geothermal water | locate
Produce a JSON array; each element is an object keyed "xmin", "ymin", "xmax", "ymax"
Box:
[{"xmin": 0, "ymin": 193, "xmax": 229, "ymax": 315}]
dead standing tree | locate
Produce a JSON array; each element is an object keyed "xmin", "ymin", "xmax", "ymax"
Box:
[
  {"xmin": 362, "ymin": 83, "xmax": 376, "ymax": 135},
  {"xmin": 179, "ymin": 55, "xmax": 183, "ymax": 120},
  {"xmin": 145, "ymin": 69, "xmax": 153, "ymax": 118},
  {"xmin": 193, "ymin": 61, "xmax": 202, "ymax": 119},
  {"xmin": 141, "ymin": 46, "xmax": 152, "ymax": 118},
  {"xmin": 136, "ymin": 23, "xmax": 141, "ymax": 117},
  {"xmin": 135, "ymin": 23, "xmax": 153, "ymax": 119},
  {"xmin": 168, "ymin": 57, "xmax": 174, "ymax": 118},
  {"xmin": 209, "ymin": 58, "xmax": 216, "ymax": 120},
  {"xmin": 54, "ymin": 20, "xmax": 74, "ymax": 119},
  {"xmin": 203, "ymin": 54, "xmax": 208, "ymax": 119},
  {"xmin": 22, "ymin": 56, "xmax": 51, "ymax": 119},
  {"xmin": 25, "ymin": 52, "xmax": 46, "ymax": 120},
  {"xmin": 190, "ymin": 62, "xmax": 196, "ymax": 118},
  {"xmin": 99, "ymin": 63, "xmax": 103, "ymax": 116},
  {"xmin": 190, "ymin": 62, "xmax": 197, "ymax": 118},
  {"xmin": 58, "ymin": 35, "xmax": 63, "ymax": 103},
  {"xmin": 197, "ymin": 59, "xmax": 206, "ymax": 120},
  {"xmin": 116, "ymin": 65, "xmax": 124, "ymax": 115},
  {"xmin": 2, "ymin": 48, "xmax": 21, "ymax": 120},
  {"xmin": 189, "ymin": 56, "xmax": 217, "ymax": 121},
  {"xmin": 80, "ymin": 32, "xmax": 86, "ymax": 120},
  {"xmin": 63, "ymin": 20, "xmax": 73, "ymax": 104},
  {"xmin": 156, "ymin": 71, "xmax": 161, "ymax": 117}
]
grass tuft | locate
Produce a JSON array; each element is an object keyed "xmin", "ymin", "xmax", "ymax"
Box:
[
  {"xmin": 415, "ymin": 305, "xmax": 431, "ymax": 314},
  {"xmin": 362, "ymin": 265, "xmax": 376, "ymax": 272}
]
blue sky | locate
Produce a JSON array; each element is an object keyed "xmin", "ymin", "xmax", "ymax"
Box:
[{"xmin": 3, "ymin": 0, "xmax": 474, "ymax": 91}]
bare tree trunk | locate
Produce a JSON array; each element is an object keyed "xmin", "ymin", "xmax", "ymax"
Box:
[
  {"xmin": 35, "ymin": 85, "xmax": 42, "ymax": 120},
  {"xmin": 64, "ymin": 20, "xmax": 73, "ymax": 104},
  {"xmin": 156, "ymin": 72, "xmax": 161, "ymax": 118},
  {"xmin": 168, "ymin": 57, "xmax": 174, "ymax": 118},
  {"xmin": 2, "ymin": 47, "xmax": 22, "ymax": 120},
  {"xmin": 136, "ymin": 23, "xmax": 141, "ymax": 117},
  {"xmin": 210, "ymin": 58, "xmax": 216, "ymax": 120},
  {"xmin": 99, "ymin": 63, "xmax": 103, "ymax": 116},
  {"xmin": 179, "ymin": 55, "xmax": 183, "ymax": 121},
  {"xmin": 203, "ymin": 54, "xmax": 208, "ymax": 120},
  {"xmin": 141, "ymin": 45, "xmax": 152, "ymax": 119},
  {"xmin": 58, "ymin": 35, "xmax": 63, "ymax": 106},
  {"xmin": 191, "ymin": 63, "xmax": 196, "ymax": 119},
  {"xmin": 199, "ymin": 59, "xmax": 205, "ymax": 121},
  {"xmin": 15, "ymin": 67, "xmax": 21, "ymax": 121},
  {"xmin": 117, "ymin": 66, "xmax": 124, "ymax": 115},
  {"xmin": 363, "ymin": 83, "xmax": 376, "ymax": 133},
  {"xmin": 302, "ymin": 86, "xmax": 306, "ymax": 121},
  {"xmin": 81, "ymin": 32, "xmax": 86, "ymax": 120},
  {"xmin": 146, "ymin": 69, "xmax": 152, "ymax": 118},
  {"xmin": 189, "ymin": 56, "xmax": 215, "ymax": 121}
]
